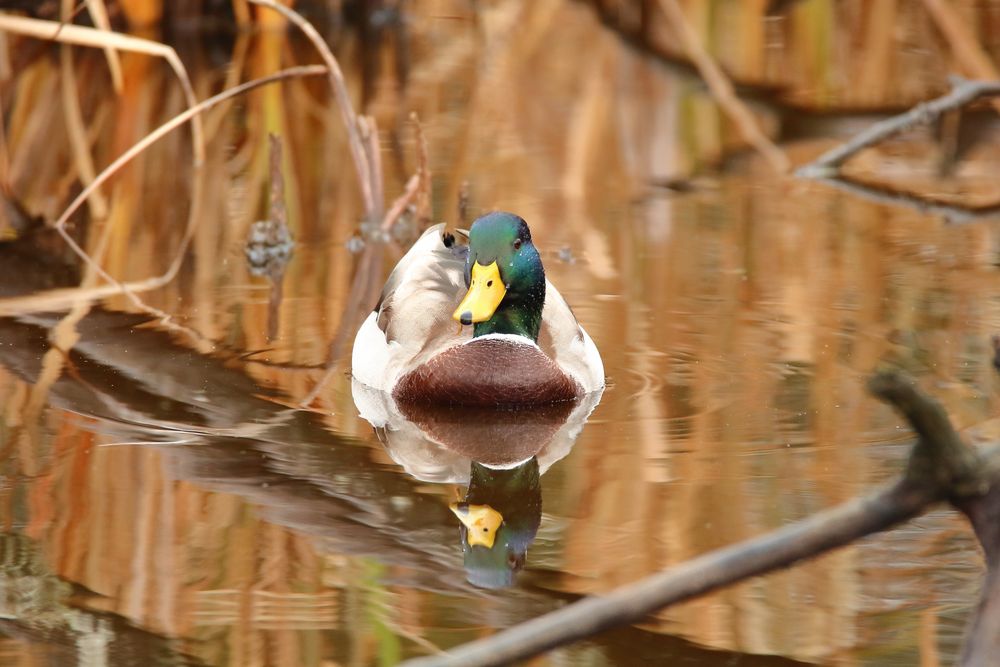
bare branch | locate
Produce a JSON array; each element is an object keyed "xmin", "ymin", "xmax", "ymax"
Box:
[
  {"xmin": 797, "ymin": 78, "xmax": 1000, "ymax": 178},
  {"xmin": 869, "ymin": 372, "xmax": 986, "ymax": 497},
  {"xmin": 402, "ymin": 371, "xmax": 993, "ymax": 667}
]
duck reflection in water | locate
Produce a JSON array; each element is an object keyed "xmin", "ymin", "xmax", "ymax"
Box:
[
  {"xmin": 451, "ymin": 458, "xmax": 540, "ymax": 589},
  {"xmin": 353, "ymin": 381, "xmax": 602, "ymax": 588}
]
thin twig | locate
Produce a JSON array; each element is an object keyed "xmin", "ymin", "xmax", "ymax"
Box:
[
  {"xmin": 248, "ymin": 0, "xmax": 381, "ymax": 221},
  {"xmin": 797, "ymin": 78, "xmax": 1000, "ymax": 178},
  {"xmin": 402, "ymin": 372, "xmax": 991, "ymax": 667},
  {"xmin": 381, "ymin": 173, "xmax": 421, "ymax": 232},
  {"xmin": 84, "ymin": 0, "xmax": 124, "ymax": 93},
  {"xmin": 657, "ymin": 0, "xmax": 789, "ymax": 174}
]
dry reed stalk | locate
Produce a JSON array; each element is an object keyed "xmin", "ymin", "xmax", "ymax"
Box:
[
  {"xmin": 48, "ymin": 64, "xmax": 309, "ymax": 315},
  {"xmin": 0, "ymin": 13, "xmax": 205, "ymax": 338},
  {"xmin": 0, "ymin": 14, "xmax": 204, "ymax": 164},
  {"xmin": 84, "ymin": 0, "xmax": 124, "ymax": 93},
  {"xmin": 0, "ymin": 12, "xmax": 211, "ymax": 343},
  {"xmin": 657, "ymin": 0, "xmax": 789, "ymax": 174},
  {"xmin": 232, "ymin": 0, "xmax": 252, "ymax": 27},
  {"xmin": 58, "ymin": 9, "xmax": 108, "ymax": 221},
  {"xmin": 380, "ymin": 173, "xmax": 421, "ymax": 233},
  {"xmin": 0, "ymin": 65, "xmax": 328, "ymax": 320},
  {"xmin": 362, "ymin": 115, "xmax": 384, "ymax": 215},
  {"xmin": 248, "ymin": 0, "xmax": 383, "ymax": 222},
  {"xmin": 24, "ymin": 203, "xmax": 117, "ymax": 424}
]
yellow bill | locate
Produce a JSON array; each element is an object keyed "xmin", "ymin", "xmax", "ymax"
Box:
[
  {"xmin": 450, "ymin": 502, "xmax": 504, "ymax": 548},
  {"xmin": 453, "ymin": 261, "xmax": 506, "ymax": 325}
]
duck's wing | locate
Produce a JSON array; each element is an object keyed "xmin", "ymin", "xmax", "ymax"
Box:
[
  {"xmin": 538, "ymin": 282, "xmax": 605, "ymax": 393},
  {"xmin": 352, "ymin": 224, "xmax": 472, "ymax": 390},
  {"xmin": 374, "ymin": 225, "xmax": 468, "ymax": 315}
]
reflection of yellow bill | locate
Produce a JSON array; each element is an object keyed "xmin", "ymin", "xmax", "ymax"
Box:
[
  {"xmin": 453, "ymin": 261, "xmax": 506, "ymax": 325},
  {"xmin": 450, "ymin": 502, "xmax": 504, "ymax": 548}
]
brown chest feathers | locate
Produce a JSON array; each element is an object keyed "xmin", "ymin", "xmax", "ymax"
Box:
[{"xmin": 393, "ymin": 338, "xmax": 582, "ymax": 407}]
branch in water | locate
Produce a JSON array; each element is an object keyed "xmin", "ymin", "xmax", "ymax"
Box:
[{"xmin": 403, "ymin": 372, "xmax": 998, "ymax": 667}]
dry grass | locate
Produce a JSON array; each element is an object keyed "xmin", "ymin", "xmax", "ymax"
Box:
[
  {"xmin": 82, "ymin": 0, "xmax": 124, "ymax": 93},
  {"xmin": 0, "ymin": 65, "xmax": 327, "ymax": 319},
  {"xmin": 248, "ymin": 0, "xmax": 383, "ymax": 222}
]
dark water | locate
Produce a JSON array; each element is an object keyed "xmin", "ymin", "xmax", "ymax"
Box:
[{"xmin": 0, "ymin": 1, "xmax": 995, "ymax": 665}]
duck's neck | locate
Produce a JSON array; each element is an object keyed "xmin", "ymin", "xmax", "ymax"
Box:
[{"xmin": 473, "ymin": 293, "xmax": 544, "ymax": 342}]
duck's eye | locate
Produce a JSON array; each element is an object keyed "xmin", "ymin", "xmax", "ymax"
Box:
[
  {"xmin": 513, "ymin": 239, "xmax": 522, "ymax": 250},
  {"xmin": 487, "ymin": 280, "xmax": 493, "ymax": 287}
]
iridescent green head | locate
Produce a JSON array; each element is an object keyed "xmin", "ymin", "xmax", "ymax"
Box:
[{"xmin": 452, "ymin": 212, "xmax": 546, "ymax": 341}]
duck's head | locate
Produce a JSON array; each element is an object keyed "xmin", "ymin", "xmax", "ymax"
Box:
[{"xmin": 453, "ymin": 212, "xmax": 545, "ymax": 341}]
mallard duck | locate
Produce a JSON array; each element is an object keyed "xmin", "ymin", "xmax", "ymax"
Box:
[{"xmin": 351, "ymin": 212, "xmax": 604, "ymax": 406}]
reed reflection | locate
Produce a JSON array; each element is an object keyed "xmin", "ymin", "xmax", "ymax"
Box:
[
  {"xmin": 0, "ymin": 533, "xmax": 199, "ymax": 665},
  {"xmin": 354, "ymin": 381, "xmax": 602, "ymax": 587}
]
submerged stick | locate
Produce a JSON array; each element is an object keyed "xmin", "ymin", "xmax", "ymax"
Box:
[
  {"xmin": 403, "ymin": 372, "xmax": 993, "ymax": 667},
  {"xmin": 797, "ymin": 78, "xmax": 1000, "ymax": 178}
]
